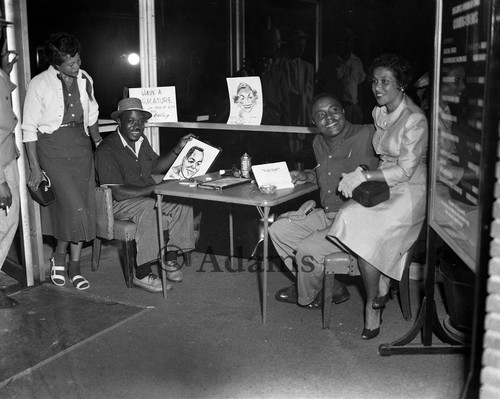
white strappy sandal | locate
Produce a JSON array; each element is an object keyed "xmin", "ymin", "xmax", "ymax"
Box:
[
  {"xmin": 50, "ymin": 258, "xmax": 66, "ymax": 286},
  {"xmin": 70, "ymin": 275, "xmax": 90, "ymax": 291}
]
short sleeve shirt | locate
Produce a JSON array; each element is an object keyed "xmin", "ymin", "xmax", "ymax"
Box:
[{"xmin": 95, "ymin": 130, "xmax": 159, "ymax": 187}]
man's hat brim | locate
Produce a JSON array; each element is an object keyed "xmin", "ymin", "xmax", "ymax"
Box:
[{"xmin": 111, "ymin": 108, "xmax": 152, "ymax": 120}]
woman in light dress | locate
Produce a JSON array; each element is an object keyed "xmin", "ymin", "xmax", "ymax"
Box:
[{"xmin": 328, "ymin": 54, "xmax": 428, "ymax": 339}]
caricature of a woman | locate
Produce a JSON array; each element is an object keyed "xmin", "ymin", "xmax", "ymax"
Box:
[{"xmin": 233, "ymin": 82, "xmax": 259, "ymax": 124}]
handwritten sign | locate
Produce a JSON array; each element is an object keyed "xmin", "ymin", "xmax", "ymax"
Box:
[{"xmin": 129, "ymin": 86, "xmax": 178, "ymax": 123}]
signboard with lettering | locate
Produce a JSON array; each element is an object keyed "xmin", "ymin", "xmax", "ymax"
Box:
[
  {"xmin": 129, "ymin": 86, "xmax": 178, "ymax": 123},
  {"xmin": 429, "ymin": 0, "xmax": 499, "ymax": 271}
]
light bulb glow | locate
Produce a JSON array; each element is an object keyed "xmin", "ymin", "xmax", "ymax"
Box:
[{"xmin": 127, "ymin": 53, "xmax": 140, "ymax": 65}]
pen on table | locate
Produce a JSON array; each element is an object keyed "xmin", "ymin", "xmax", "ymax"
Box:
[{"xmin": 5, "ymin": 206, "xmax": 9, "ymax": 216}]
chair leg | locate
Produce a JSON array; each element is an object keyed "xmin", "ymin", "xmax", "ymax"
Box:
[
  {"xmin": 323, "ymin": 270, "xmax": 335, "ymax": 329},
  {"xmin": 122, "ymin": 240, "xmax": 136, "ymax": 288},
  {"xmin": 182, "ymin": 252, "xmax": 192, "ymax": 267},
  {"xmin": 91, "ymin": 238, "xmax": 102, "ymax": 271},
  {"xmin": 399, "ymin": 263, "xmax": 412, "ymax": 321}
]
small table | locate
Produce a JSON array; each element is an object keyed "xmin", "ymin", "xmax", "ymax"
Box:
[{"xmin": 154, "ymin": 180, "xmax": 318, "ymax": 324}]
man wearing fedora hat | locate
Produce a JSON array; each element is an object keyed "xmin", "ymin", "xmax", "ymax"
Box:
[
  {"xmin": 95, "ymin": 98, "xmax": 196, "ymax": 292},
  {"xmin": 0, "ymin": 15, "xmax": 20, "ymax": 307}
]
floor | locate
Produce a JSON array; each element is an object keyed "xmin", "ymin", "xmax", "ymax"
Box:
[{"xmin": 0, "ymin": 237, "xmax": 469, "ymax": 399}]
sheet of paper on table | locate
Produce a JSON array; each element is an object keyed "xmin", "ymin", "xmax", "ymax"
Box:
[{"xmin": 251, "ymin": 161, "xmax": 294, "ymax": 190}]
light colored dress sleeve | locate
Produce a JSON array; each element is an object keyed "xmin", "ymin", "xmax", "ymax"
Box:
[{"xmin": 381, "ymin": 113, "xmax": 428, "ymax": 186}]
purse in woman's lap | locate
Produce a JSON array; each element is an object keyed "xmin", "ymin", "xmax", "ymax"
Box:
[{"xmin": 352, "ymin": 181, "xmax": 389, "ymax": 207}]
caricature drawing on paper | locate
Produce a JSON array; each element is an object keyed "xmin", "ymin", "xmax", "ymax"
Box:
[
  {"xmin": 164, "ymin": 138, "xmax": 220, "ymax": 180},
  {"xmin": 168, "ymin": 146, "xmax": 205, "ymax": 180},
  {"xmin": 227, "ymin": 77, "xmax": 263, "ymax": 125}
]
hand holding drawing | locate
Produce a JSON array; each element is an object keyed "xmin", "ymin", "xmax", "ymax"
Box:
[{"xmin": 173, "ymin": 133, "xmax": 197, "ymax": 155}]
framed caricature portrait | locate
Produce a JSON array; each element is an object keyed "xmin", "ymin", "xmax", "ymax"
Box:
[
  {"xmin": 226, "ymin": 76, "xmax": 263, "ymax": 125},
  {"xmin": 163, "ymin": 138, "xmax": 221, "ymax": 180}
]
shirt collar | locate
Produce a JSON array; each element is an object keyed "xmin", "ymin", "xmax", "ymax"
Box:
[
  {"xmin": 117, "ymin": 128, "xmax": 144, "ymax": 157},
  {"xmin": 316, "ymin": 121, "xmax": 353, "ymax": 154},
  {"xmin": 376, "ymin": 94, "xmax": 407, "ymax": 127},
  {"xmin": 49, "ymin": 64, "xmax": 82, "ymax": 80}
]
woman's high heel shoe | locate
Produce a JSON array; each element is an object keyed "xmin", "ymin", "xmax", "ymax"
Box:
[
  {"xmin": 372, "ymin": 283, "xmax": 397, "ymax": 309},
  {"xmin": 372, "ymin": 292, "xmax": 391, "ymax": 309},
  {"xmin": 361, "ymin": 308, "xmax": 383, "ymax": 340},
  {"xmin": 361, "ymin": 326, "xmax": 380, "ymax": 340}
]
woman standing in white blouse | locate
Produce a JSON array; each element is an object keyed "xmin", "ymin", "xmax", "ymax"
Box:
[{"xmin": 22, "ymin": 32, "xmax": 102, "ymax": 291}]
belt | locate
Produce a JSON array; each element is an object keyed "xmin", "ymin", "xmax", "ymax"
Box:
[{"xmin": 60, "ymin": 121, "xmax": 84, "ymax": 128}]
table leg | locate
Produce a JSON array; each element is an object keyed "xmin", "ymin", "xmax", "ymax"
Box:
[
  {"xmin": 262, "ymin": 206, "xmax": 270, "ymax": 325},
  {"xmin": 156, "ymin": 194, "xmax": 168, "ymax": 299},
  {"xmin": 229, "ymin": 205, "xmax": 234, "ymax": 269}
]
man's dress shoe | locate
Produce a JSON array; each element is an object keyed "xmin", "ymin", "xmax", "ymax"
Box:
[
  {"xmin": 303, "ymin": 282, "xmax": 350, "ymax": 309},
  {"xmin": 331, "ymin": 282, "xmax": 350, "ymax": 304},
  {"xmin": 275, "ymin": 283, "xmax": 350, "ymax": 309},
  {"xmin": 275, "ymin": 285, "xmax": 298, "ymax": 304}
]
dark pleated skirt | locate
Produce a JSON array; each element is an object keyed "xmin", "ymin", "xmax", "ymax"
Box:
[{"xmin": 36, "ymin": 126, "xmax": 96, "ymax": 242}]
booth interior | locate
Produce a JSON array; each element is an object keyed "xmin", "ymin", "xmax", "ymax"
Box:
[
  {"xmin": 1, "ymin": 0, "xmax": 485, "ymax": 397},
  {"xmin": 6, "ymin": 0, "xmax": 469, "ymax": 330}
]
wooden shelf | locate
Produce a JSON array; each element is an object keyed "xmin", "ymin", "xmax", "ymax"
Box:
[{"xmin": 149, "ymin": 121, "xmax": 317, "ymax": 135}]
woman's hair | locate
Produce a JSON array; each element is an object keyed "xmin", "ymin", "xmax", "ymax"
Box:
[
  {"xmin": 369, "ymin": 53, "xmax": 413, "ymax": 89},
  {"xmin": 233, "ymin": 82, "xmax": 258, "ymax": 103},
  {"xmin": 44, "ymin": 32, "xmax": 81, "ymax": 66},
  {"xmin": 185, "ymin": 146, "xmax": 204, "ymax": 158}
]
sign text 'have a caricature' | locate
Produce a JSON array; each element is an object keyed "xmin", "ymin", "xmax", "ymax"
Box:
[{"xmin": 129, "ymin": 86, "xmax": 178, "ymax": 123}]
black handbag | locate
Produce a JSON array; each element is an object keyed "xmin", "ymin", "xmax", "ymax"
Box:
[
  {"xmin": 28, "ymin": 172, "xmax": 56, "ymax": 206},
  {"xmin": 352, "ymin": 180, "xmax": 390, "ymax": 207}
]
